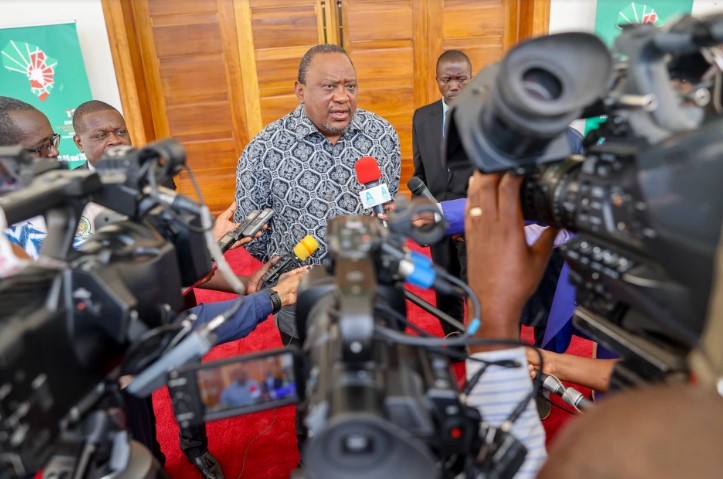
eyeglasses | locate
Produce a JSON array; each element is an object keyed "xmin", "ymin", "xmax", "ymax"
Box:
[{"xmin": 24, "ymin": 133, "xmax": 61, "ymax": 156}]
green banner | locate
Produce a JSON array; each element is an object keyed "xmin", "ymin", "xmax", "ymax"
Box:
[
  {"xmin": 594, "ymin": 0, "xmax": 694, "ymax": 47},
  {"xmin": 0, "ymin": 22, "xmax": 93, "ymax": 168},
  {"xmin": 586, "ymin": 1, "xmax": 695, "ymax": 134}
]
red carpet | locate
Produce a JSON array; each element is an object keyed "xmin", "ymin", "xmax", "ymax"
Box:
[{"xmin": 153, "ymin": 246, "xmax": 593, "ymax": 478}]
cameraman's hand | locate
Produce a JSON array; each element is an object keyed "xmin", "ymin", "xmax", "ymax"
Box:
[
  {"xmin": 465, "ymin": 171, "xmax": 558, "ymax": 351},
  {"xmin": 271, "ymin": 267, "xmax": 308, "ymax": 307},
  {"xmin": 247, "ymin": 257, "xmax": 281, "ymax": 294}
]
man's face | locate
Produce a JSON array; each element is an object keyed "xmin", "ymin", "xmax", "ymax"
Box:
[
  {"xmin": 294, "ymin": 52, "xmax": 358, "ymax": 142},
  {"xmin": 436, "ymin": 60, "xmax": 472, "ymax": 104},
  {"xmin": 10, "ymin": 109, "xmax": 59, "ymax": 158},
  {"xmin": 73, "ymin": 109, "xmax": 131, "ymax": 165}
]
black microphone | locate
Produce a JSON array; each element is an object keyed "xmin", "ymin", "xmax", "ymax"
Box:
[
  {"xmin": 144, "ymin": 185, "xmax": 201, "ymax": 215},
  {"xmin": 536, "ymin": 370, "xmax": 594, "ymax": 411},
  {"xmin": 260, "ymin": 235, "xmax": 319, "ymax": 288},
  {"xmin": 407, "ymin": 176, "xmax": 437, "ymax": 202}
]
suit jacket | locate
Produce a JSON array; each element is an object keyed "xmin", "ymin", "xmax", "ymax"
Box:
[{"xmin": 412, "ymin": 100, "xmax": 472, "ymax": 201}]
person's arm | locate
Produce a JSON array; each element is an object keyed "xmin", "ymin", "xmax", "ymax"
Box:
[
  {"xmin": 189, "ymin": 267, "xmax": 306, "ymax": 344},
  {"xmin": 463, "ymin": 171, "xmax": 560, "ymax": 478},
  {"xmin": 234, "ymin": 142, "xmax": 272, "ymax": 262},
  {"xmin": 526, "ymin": 348, "xmax": 618, "ymax": 393}
]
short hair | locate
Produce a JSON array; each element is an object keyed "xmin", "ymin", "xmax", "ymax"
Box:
[
  {"xmin": 72, "ymin": 100, "xmax": 121, "ymax": 134},
  {"xmin": 0, "ymin": 96, "xmax": 39, "ymax": 146},
  {"xmin": 297, "ymin": 44, "xmax": 352, "ymax": 84},
  {"xmin": 436, "ymin": 50, "xmax": 472, "ymax": 74}
]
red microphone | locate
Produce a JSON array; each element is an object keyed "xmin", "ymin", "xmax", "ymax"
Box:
[{"xmin": 354, "ymin": 156, "xmax": 391, "ymax": 219}]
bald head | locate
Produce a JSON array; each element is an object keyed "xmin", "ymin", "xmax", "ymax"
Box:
[
  {"xmin": 540, "ymin": 384, "xmax": 723, "ymax": 479},
  {"xmin": 0, "ymin": 96, "xmax": 58, "ymax": 157}
]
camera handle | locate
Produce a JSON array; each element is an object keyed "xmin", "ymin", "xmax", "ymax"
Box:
[{"xmin": 42, "ymin": 405, "xmax": 168, "ymax": 479}]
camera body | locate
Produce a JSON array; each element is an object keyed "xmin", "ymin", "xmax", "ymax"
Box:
[
  {"xmin": 0, "ymin": 140, "xmax": 212, "ymax": 476},
  {"xmin": 445, "ymin": 16, "xmax": 723, "ymax": 386}
]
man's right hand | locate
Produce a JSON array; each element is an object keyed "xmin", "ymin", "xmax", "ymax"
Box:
[
  {"xmin": 246, "ymin": 257, "xmax": 281, "ymax": 294},
  {"xmin": 271, "ymin": 267, "xmax": 308, "ymax": 307},
  {"xmin": 465, "ymin": 171, "xmax": 558, "ymax": 351}
]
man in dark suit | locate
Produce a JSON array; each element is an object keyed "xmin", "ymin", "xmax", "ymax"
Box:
[{"xmin": 412, "ymin": 50, "xmax": 474, "ymax": 337}]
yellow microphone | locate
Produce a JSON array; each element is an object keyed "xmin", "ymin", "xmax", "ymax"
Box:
[{"xmin": 261, "ymin": 235, "xmax": 319, "ymax": 287}]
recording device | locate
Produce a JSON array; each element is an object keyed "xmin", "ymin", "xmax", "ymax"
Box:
[
  {"xmin": 445, "ymin": 17, "xmax": 723, "ymax": 388},
  {"xmin": 217, "ymin": 209, "xmax": 261, "ymax": 253},
  {"xmin": 259, "ymin": 234, "xmax": 319, "ymax": 288},
  {"xmin": 169, "ymin": 347, "xmax": 302, "ymax": 427},
  {"xmin": 354, "ymin": 156, "xmax": 391, "ymax": 220},
  {"xmin": 241, "ymin": 207, "xmax": 274, "ymax": 237},
  {"xmin": 0, "ymin": 140, "xmax": 214, "ymax": 478},
  {"xmin": 215, "ymin": 208, "xmax": 274, "ymax": 254}
]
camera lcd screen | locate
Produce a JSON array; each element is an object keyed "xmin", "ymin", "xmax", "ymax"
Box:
[{"xmin": 193, "ymin": 349, "xmax": 299, "ymax": 422}]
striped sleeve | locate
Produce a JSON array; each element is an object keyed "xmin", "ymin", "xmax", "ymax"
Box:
[{"xmin": 466, "ymin": 348, "xmax": 547, "ymax": 479}]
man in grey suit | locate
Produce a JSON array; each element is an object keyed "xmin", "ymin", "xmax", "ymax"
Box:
[{"xmin": 412, "ymin": 50, "xmax": 474, "ymax": 337}]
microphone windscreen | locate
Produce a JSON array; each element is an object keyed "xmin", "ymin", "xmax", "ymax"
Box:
[
  {"xmin": 293, "ymin": 235, "xmax": 319, "ymax": 261},
  {"xmin": 407, "ymin": 176, "xmax": 425, "ymax": 195},
  {"xmin": 354, "ymin": 156, "xmax": 382, "ymax": 184}
]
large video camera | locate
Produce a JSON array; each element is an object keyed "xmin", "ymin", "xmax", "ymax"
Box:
[
  {"xmin": 291, "ymin": 202, "xmax": 532, "ymax": 479},
  {"xmin": 0, "ymin": 140, "xmax": 214, "ymax": 478},
  {"xmin": 445, "ymin": 14, "xmax": 723, "ymax": 388}
]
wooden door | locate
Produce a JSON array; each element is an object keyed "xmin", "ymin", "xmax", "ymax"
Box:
[
  {"xmin": 103, "ymin": 0, "xmax": 250, "ymax": 214},
  {"xmin": 233, "ymin": 0, "xmax": 334, "ymax": 135},
  {"xmin": 103, "ymin": 0, "xmax": 550, "ymax": 211}
]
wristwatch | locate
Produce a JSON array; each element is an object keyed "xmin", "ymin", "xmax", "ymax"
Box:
[{"xmin": 266, "ymin": 288, "xmax": 282, "ymax": 314}]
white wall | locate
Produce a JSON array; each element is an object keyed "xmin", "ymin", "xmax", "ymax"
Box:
[
  {"xmin": 549, "ymin": 0, "xmax": 598, "ymax": 33},
  {"xmin": 0, "ymin": 0, "xmax": 122, "ymax": 111},
  {"xmin": 550, "ymin": 0, "xmax": 723, "ymax": 33}
]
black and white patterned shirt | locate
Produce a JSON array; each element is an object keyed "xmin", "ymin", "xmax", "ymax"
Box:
[{"xmin": 234, "ymin": 105, "xmax": 401, "ymax": 263}]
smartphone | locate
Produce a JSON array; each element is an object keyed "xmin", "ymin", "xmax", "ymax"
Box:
[
  {"xmin": 216, "ymin": 209, "xmax": 261, "ymax": 253},
  {"xmin": 168, "ymin": 347, "xmax": 302, "ymax": 427},
  {"xmin": 240, "ymin": 208, "xmax": 274, "ymax": 237}
]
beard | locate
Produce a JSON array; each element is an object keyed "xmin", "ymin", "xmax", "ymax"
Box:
[{"xmin": 322, "ymin": 122, "xmax": 346, "ymax": 136}]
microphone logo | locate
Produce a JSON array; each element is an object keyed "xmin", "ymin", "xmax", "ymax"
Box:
[{"xmin": 354, "ymin": 156, "xmax": 391, "ymax": 211}]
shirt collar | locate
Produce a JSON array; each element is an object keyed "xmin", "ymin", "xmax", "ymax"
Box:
[
  {"xmin": 293, "ymin": 104, "xmax": 363, "ymax": 141},
  {"xmin": 442, "ymin": 98, "xmax": 449, "ymax": 116}
]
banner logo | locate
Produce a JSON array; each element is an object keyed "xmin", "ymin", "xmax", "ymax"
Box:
[
  {"xmin": 617, "ymin": 3, "xmax": 664, "ymax": 28},
  {"xmin": 2, "ymin": 40, "xmax": 57, "ymax": 101}
]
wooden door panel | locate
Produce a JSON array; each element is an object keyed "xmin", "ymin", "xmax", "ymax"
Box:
[
  {"xmin": 132, "ymin": 0, "xmax": 249, "ymax": 214},
  {"xmin": 148, "ymin": 0, "xmax": 218, "ymax": 16},
  {"xmin": 341, "ymin": 0, "xmax": 417, "ymax": 192},
  {"xmin": 259, "ymin": 95, "xmax": 301, "ymax": 126},
  {"xmin": 159, "ymin": 55, "xmax": 229, "ymax": 105},
  {"xmin": 251, "ymin": 6, "xmax": 321, "ymax": 49}
]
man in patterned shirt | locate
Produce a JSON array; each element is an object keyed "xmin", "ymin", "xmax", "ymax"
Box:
[{"xmin": 234, "ymin": 43, "xmax": 401, "ymax": 343}]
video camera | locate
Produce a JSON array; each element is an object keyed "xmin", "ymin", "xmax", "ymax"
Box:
[
  {"xmin": 168, "ymin": 197, "xmax": 531, "ymax": 479},
  {"xmin": 0, "ymin": 140, "xmax": 214, "ymax": 478},
  {"xmin": 445, "ymin": 14, "xmax": 723, "ymax": 388}
]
